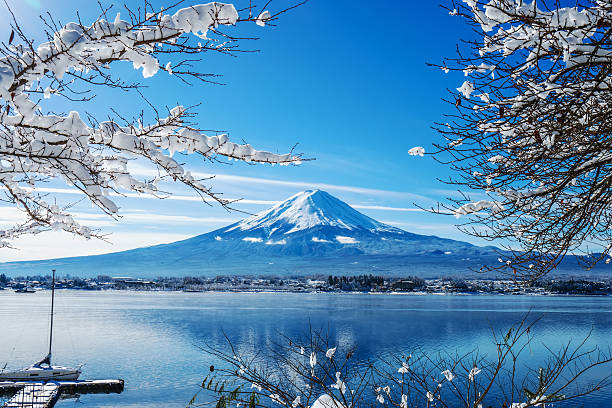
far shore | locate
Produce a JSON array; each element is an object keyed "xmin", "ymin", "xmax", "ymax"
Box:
[{"xmin": 2, "ymin": 274, "xmax": 611, "ymax": 297}]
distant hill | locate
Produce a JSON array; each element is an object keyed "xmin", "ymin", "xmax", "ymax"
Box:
[{"xmin": 0, "ymin": 190, "xmax": 607, "ymax": 278}]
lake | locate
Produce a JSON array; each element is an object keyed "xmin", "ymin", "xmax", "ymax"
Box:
[{"xmin": 0, "ymin": 291, "xmax": 611, "ymax": 407}]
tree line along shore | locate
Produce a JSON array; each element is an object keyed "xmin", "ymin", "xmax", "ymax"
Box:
[{"xmin": 1, "ymin": 274, "xmax": 612, "ymax": 296}]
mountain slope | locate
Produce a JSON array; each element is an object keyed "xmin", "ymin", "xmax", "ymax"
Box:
[
  {"xmin": 225, "ymin": 189, "xmax": 400, "ymax": 235},
  {"xmin": 143, "ymin": 190, "xmax": 496, "ymax": 258},
  {"xmin": 0, "ymin": 190, "xmax": 504, "ymax": 277}
]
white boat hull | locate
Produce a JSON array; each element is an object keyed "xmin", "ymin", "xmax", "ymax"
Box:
[{"xmin": 0, "ymin": 366, "xmax": 81, "ymax": 382}]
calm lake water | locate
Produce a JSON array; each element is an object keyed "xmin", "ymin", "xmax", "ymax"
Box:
[{"xmin": 0, "ymin": 291, "xmax": 611, "ymax": 407}]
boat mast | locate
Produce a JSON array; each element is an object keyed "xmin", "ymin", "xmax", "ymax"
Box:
[{"xmin": 48, "ymin": 269, "xmax": 55, "ymax": 363}]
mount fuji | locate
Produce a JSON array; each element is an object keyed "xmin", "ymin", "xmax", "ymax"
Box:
[
  {"xmin": 0, "ymin": 190, "xmax": 503, "ymax": 277},
  {"xmin": 209, "ymin": 190, "xmax": 494, "ymax": 258}
]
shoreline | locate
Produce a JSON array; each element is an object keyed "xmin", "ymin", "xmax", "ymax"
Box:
[
  {"xmin": 1, "ymin": 287, "xmax": 610, "ymax": 297},
  {"xmin": 3, "ymin": 274, "xmax": 612, "ymax": 297}
]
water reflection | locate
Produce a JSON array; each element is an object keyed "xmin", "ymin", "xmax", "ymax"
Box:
[{"xmin": 0, "ymin": 291, "xmax": 610, "ymax": 407}]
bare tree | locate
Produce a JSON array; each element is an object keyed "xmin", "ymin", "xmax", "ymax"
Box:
[
  {"xmin": 195, "ymin": 316, "xmax": 612, "ymax": 408},
  {"xmin": 428, "ymin": 1, "xmax": 612, "ymax": 280},
  {"xmin": 0, "ymin": 0, "xmax": 306, "ymax": 247}
]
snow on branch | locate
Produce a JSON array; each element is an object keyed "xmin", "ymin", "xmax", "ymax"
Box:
[
  {"xmin": 0, "ymin": 1, "xmax": 305, "ymax": 247},
  {"xmin": 432, "ymin": 0, "xmax": 612, "ymax": 279},
  {"xmin": 199, "ymin": 318, "xmax": 612, "ymax": 408}
]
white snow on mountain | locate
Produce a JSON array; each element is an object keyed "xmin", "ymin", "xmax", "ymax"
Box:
[
  {"xmin": 225, "ymin": 190, "xmax": 402, "ymax": 236},
  {"xmin": 336, "ymin": 236, "xmax": 358, "ymax": 244}
]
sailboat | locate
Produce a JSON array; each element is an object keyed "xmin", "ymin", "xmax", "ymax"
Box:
[{"xmin": 0, "ymin": 269, "xmax": 81, "ymax": 381}]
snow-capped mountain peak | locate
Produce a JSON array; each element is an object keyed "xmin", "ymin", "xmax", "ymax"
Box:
[
  {"xmin": 0, "ymin": 189, "xmax": 505, "ymax": 278},
  {"xmin": 225, "ymin": 190, "xmax": 400, "ymax": 236}
]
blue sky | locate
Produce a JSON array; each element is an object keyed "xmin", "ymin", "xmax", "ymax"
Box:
[{"xmin": 0, "ymin": 0, "xmax": 486, "ymax": 261}]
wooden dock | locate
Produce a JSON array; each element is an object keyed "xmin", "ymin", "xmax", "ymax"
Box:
[
  {"xmin": 0, "ymin": 380, "xmax": 123, "ymax": 408},
  {"xmin": 3, "ymin": 383, "xmax": 59, "ymax": 408}
]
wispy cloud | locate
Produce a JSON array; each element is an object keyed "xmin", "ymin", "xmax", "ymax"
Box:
[
  {"xmin": 74, "ymin": 211, "xmax": 240, "ymax": 226},
  {"xmin": 116, "ymin": 212, "xmax": 240, "ymax": 225},
  {"xmin": 0, "ymin": 230, "xmax": 192, "ymax": 262},
  {"xmin": 0, "ymin": 186, "xmax": 278, "ymax": 205},
  {"xmin": 200, "ymin": 173, "xmax": 429, "ymax": 200},
  {"xmin": 23, "ymin": 0, "xmax": 41, "ymax": 8},
  {"xmin": 0, "ymin": 206, "xmax": 240, "ymax": 230},
  {"xmin": 352, "ymin": 205, "xmax": 427, "ymax": 212},
  {"xmin": 127, "ymin": 162, "xmax": 432, "ymax": 201},
  {"xmin": 0, "ymin": 207, "xmax": 22, "ymax": 225},
  {"xmin": 4, "ymin": 186, "xmax": 425, "ymax": 213}
]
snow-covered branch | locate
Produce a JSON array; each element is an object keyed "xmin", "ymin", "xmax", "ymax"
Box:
[
  {"xmin": 199, "ymin": 318, "xmax": 612, "ymax": 408},
  {"xmin": 0, "ymin": 1, "xmax": 305, "ymax": 247},
  {"xmin": 432, "ymin": 0, "xmax": 612, "ymax": 279}
]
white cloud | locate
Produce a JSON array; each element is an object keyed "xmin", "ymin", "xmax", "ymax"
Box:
[
  {"xmin": 0, "ymin": 207, "xmax": 25, "ymax": 225},
  {"xmin": 265, "ymin": 239, "xmax": 286, "ymax": 245},
  {"xmin": 0, "ymin": 206, "xmax": 240, "ymax": 229},
  {"xmin": 0, "ymin": 230, "xmax": 191, "ymax": 262},
  {"xmin": 23, "ymin": 0, "xmax": 41, "ymax": 8},
  {"xmin": 198, "ymin": 173, "xmax": 430, "ymax": 201},
  {"xmin": 127, "ymin": 163, "xmax": 430, "ymax": 201},
  {"xmin": 118, "ymin": 212, "xmax": 239, "ymax": 225},
  {"xmin": 0, "ymin": 185, "xmax": 277, "ymax": 206},
  {"xmin": 312, "ymin": 237, "xmax": 332, "ymax": 243},
  {"xmin": 0, "ymin": 185, "xmax": 427, "ymax": 213},
  {"xmin": 351, "ymin": 205, "xmax": 427, "ymax": 212}
]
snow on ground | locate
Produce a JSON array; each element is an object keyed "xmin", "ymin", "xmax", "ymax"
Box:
[
  {"xmin": 242, "ymin": 237, "xmax": 263, "ymax": 243},
  {"xmin": 336, "ymin": 236, "xmax": 358, "ymax": 244}
]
